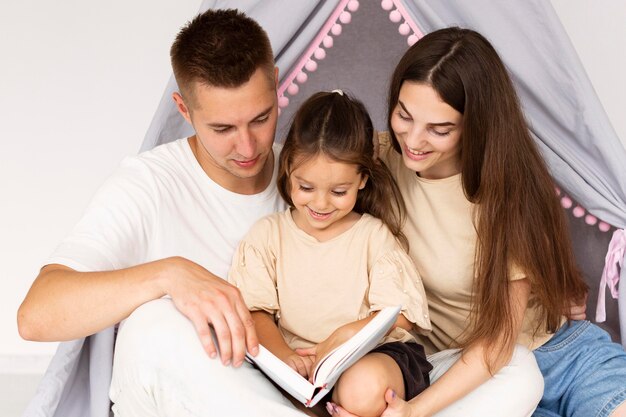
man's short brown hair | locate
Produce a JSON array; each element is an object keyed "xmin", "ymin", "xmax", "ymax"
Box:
[{"xmin": 170, "ymin": 9, "xmax": 274, "ymax": 101}]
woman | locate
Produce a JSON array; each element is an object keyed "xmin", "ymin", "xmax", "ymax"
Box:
[{"xmin": 328, "ymin": 27, "xmax": 626, "ymax": 417}]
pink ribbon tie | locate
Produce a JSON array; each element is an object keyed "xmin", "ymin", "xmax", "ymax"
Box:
[{"xmin": 595, "ymin": 228, "xmax": 625, "ymax": 322}]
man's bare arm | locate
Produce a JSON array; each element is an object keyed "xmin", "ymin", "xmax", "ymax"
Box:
[{"xmin": 17, "ymin": 256, "xmax": 258, "ymax": 366}]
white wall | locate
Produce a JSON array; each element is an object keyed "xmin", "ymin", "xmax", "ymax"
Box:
[
  {"xmin": 0, "ymin": 1, "xmax": 200, "ymax": 370},
  {"xmin": 1, "ymin": 1, "xmax": 624, "ymax": 372}
]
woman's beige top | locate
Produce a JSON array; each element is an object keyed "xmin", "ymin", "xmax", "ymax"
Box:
[
  {"xmin": 379, "ymin": 132, "xmax": 555, "ymax": 354},
  {"xmin": 228, "ymin": 209, "xmax": 431, "ymax": 350}
]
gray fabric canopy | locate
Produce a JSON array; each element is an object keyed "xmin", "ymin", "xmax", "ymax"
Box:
[{"xmin": 24, "ymin": 1, "xmax": 625, "ymax": 416}]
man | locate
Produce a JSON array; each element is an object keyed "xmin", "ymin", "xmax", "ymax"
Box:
[{"xmin": 18, "ymin": 9, "xmax": 306, "ymax": 416}]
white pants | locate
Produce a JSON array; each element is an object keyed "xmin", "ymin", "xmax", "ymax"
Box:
[
  {"xmin": 428, "ymin": 346, "xmax": 543, "ymax": 417},
  {"xmin": 110, "ymin": 299, "xmax": 543, "ymax": 417},
  {"xmin": 110, "ymin": 299, "xmax": 305, "ymax": 417}
]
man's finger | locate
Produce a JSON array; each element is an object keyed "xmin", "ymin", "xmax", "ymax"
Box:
[
  {"xmin": 223, "ymin": 306, "xmax": 247, "ymax": 367},
  {"xmin": 187, "ymin": 310, "xmax": 217, "ymax": 359},
  {"xmin": 207, "ymin": 312, "xmax": 232, "ymax": 365},
  {"xmin": 235, "ymin": 298, "xmax": 259, "ymax": 356}
]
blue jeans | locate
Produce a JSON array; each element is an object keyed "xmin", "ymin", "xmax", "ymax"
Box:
[{"xmin": 533, "ymin": 320, "xmax": 626, "ymax": 417}]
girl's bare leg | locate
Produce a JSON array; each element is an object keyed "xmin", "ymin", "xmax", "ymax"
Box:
[{"xmin": 332, "ymin": 353, "xmax": 405, "ymax": 417}]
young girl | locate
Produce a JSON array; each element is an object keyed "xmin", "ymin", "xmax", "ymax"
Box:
[{"xmin": 228, "ymin": 91, "xmax": 432, "ymax": 417}]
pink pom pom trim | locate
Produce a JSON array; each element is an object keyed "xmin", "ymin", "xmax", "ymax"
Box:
[
  {"xmin": 296, "ymin": 72, "xmax": 308, "ymax": 84},
  {"xmin": 278, "ymin": 0, "xmax": 424, "ymax": 113},
  {"xmin": 287, "ymin": 84, "xmax": 299, "ymax": 95},
  {"xmin": 305, "ymin": 60, "xmax": 318, "ymax": 72},
  {"xmin": 278, "ymin": 0, "xmax": 360, "ymax": 110},
  {"xmin": 348, "ymin": 0, "xmax": 360, "ymax": 12},
  {"xmin": 572, "ymin": 206, "xmax": 585, "ymax": 218},
  {"xmin": 554, "ymin": 188, "xmax": 613, "ymax": 232},
  {"xmin": 314, "ymin": 47, "xmax": 326, "ymax": 60},
  {"xmin": 381, "ymin": 0, "xmax": 424, "ymax": 46},
  {"xmin": 560, "ymin": 197, "xmax": 573, "ymax": 209},
  {"xmin": 278, "ymin": 96, "xmax": 289, "ymax": 108},
  {"xmin": 389, "ymin": 10, "xmax": 402, "ymax": 23}
]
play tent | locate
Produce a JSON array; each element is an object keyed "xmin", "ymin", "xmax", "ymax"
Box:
[{"xmin": 24, "ymin": 1, "xmax": 625, "ymax": 416}]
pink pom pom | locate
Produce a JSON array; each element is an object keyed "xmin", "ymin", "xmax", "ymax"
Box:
[
  {"xmin": 339, "ymin": 11, "xmax": 352, "ymax": 24},
  {"xmin": 314, "ymin": 47, "xmax": 326, "ymax": 60},
  {"xmin": 331, "ymin": 23, "xmax": 342, "ymax": 36},
  {"xmin": 399, "ymin": 23, "xmax": 411, "ymax": 35},
  {"xmin": 305, "ymin": 60, "xmax": 318, "ymax": 72},
  {"xmin": 287, "ymin": 84, "xmax": 299, "ymax": 96},
  {"xmin": 381, "ymin": 0, "xmax": 394, "ymax": 11},
  {"xmin": 278, "ymin": 96, "xmax": 289, "ymax": 108},
  {"xmin": 598, "ymin": 222, "xmax": 611, "ymax": 232},
  {"xmin": 348, "ymin": 0, "xmax": 360, "ymax": 12},
  {"xmin": 323, "ymin": 35, "xmax": 334, "ymax": 48},
  {"xmin": 296, "ymin": 72, "xmax": 308, "ymax": 84},
  {"xmin": 407, "ymin": 34, "xmax": 419, "ymax": 46},
  {"xmin": 560, "ymin": 196, "xmax": 572, "ymax": 209},
  {"xmin": 585, "ymin": 214, "xmax": 598, "ymax": 226},
  {"xmin": 389, "ymin": 10, "xmax": 402, "ymax": 23},
  {"xmin": 572, "ymin": 206, "xmax": 585, "ymax": 218}
]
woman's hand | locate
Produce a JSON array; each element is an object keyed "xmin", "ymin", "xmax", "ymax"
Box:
[
  {"xmin": 326, "ymin": 389, "xmax": 416, "ymax": 417},
  {"xmin": 566, "ymin": 292, "xmax": 588, "ymax": 320},
  {"xmin": 380, "ymin": 389, "xmax": 414, "ymax": 417}
]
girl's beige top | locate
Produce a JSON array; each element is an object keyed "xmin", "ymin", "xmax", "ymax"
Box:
[{"xmin": 228, "ymin": 209, "xmax": 431, "ymax": 350}]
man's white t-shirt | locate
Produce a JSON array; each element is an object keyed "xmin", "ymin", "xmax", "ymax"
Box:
[{"xmin": 47, "ymin": 138, "xmax": 287, "ymax": 279}]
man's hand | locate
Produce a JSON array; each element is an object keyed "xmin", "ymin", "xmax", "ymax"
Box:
[{"xmin": 161, "ymin": 256, "xmax": 258, "ymax": 367}]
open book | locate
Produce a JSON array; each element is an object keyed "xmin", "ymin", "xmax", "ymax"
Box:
[{"xmin": 245, "ymin": 305, "xmax": 402, "ymax": 407}]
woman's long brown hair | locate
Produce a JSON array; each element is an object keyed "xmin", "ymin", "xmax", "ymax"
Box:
[
  {"xmin": 387, "ymin": 28, "xmax": 587, "ymax": 366},
  {"xmin": 278, "ymin": 91, "xmax": 408, "ymax": 250}
]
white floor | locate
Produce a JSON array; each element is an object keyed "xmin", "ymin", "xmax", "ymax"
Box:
[{"xmin": 0, "ymin": 374, "xmax": 42, "ymax": 417}]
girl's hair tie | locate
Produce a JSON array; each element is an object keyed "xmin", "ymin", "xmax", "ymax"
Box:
[{"xmin": 331, "ymin": 89, "xmax": 344, "ymax": 96}]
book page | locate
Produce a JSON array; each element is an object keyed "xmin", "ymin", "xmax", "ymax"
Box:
[
  {"xmin": 246, "ymin": 345, "xmax": 315, "ymax": 404},
  {"xmin": 312, "ymin": 305, "xmax": 401, "ymax": 385}
]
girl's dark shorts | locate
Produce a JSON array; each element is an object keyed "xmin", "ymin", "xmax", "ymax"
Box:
[{"xmin": 371, "ymin": 341, "xmax": 433, "ymax": 399}]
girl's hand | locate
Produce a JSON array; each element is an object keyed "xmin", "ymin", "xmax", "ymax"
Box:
[
  {"xmin": 296, "ymin": 325, "xmax": 356, "ymax": 382},
  {"xmin": 284, "ymin": 352, "xmax": 314, "ymax": 378},
  {"xmin": 327, "ymin": 389, "xmax": 415, "ymax": 417}
]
